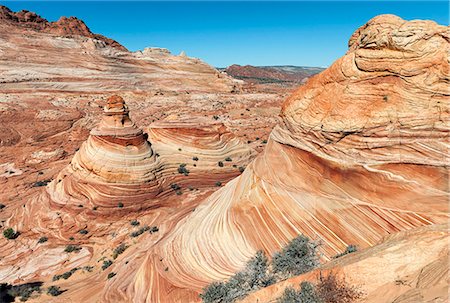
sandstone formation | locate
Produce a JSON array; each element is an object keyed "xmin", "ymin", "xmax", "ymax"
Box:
[
  {"xmin": 1, "ymin": 8, "xmax": 448, "ymax": 303},
  {"xmin": 0, "ymin": 5, "xmax": 126, "ymax": 51},
  {"xmin": 0, "ymin": 95, "xmax": 256, "ymax": 288},
  {"xmin": 124, "ymin": 15, "xmax": 449, "ymax": 302},
  {"xmin": 0, "ymin": 5, "xmax": 240, "ymax": 94},
  {"xmin": 241, "ymin": 224, "xmax": 449, "ymax": 303}
]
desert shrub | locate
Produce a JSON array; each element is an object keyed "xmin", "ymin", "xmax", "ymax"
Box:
[
  {"xmin": 200, "ymin": 235, "xmax": 320, "ymax": 303},
  {"xmin": 262, "ymin": 140, "xmax": 267, "ymax": 144},
  {"xmin": 1, "ymin": 282, "xmax": 43, "ymax": 302},
  {"xmin": 276, "ymin": 287, "xmax": 298, "ymax": 303},
  {"xmin": 218, "ymin": 161, "xmax": 224, "ymax": 167},
  {"xmin": 33, "ymin": 180, "xmax": 50, "ymax": 187},
  {"xmin": 107, "ymin": 272, "xmax": 116, "ymax": 279},
  {"xmin": 178, "ymin": 163, "xmax": 190, "ymax": 176},
  {"xmin": 37, "ymin": 236, "xmax": 48, "ymax": 244},
  {"xmin": 176, "ymin": 190, "xmax": 182, "ymax": 195},
  {"xmin": 53, "ymin": 268, "xmax": 79, "ymax": 281},
  {"xmin": 276, "ymin": 281, "xmax": 320, "ymax": 303},
  {"xmin": 130, "ymin": 226, "xmax": 150, "ymax": 238},
  {"xmin": 334, "ymin": 245, "xmax": 357, "ymax": 259},
  {"xmin": 3, "ymin": 228, "xmax": 19, "ymax": 240},
  {"xmin": 118, "ymin": 202, "xmax": 124, "ymax": 208},
  {"xmin": 47, "ymin": 286, "xmax": 64, "ymax": 296},
  {"xmin": 199, "ymin": 282, "xmax": 229, "ymax": 303},
  {"xmin": 79, "ymin": 229, "xmax": 88, "ymax": 235},
  {"xmin": 112, "ymin": 243, "xmax": 128, "ymax": 259},
  {"xmin": 272, "ymin": 235, "xmax": 319, "ymax": 278},
  {"xmin": 193, "ymin": 156, "xmax": 199, "ymax": 161},
  {"xmin": 83, "ymin": 265, "xmax": 94, "ymax": 272},
  {"xmin": 64, "ymin": 245, "xmax": 81, "ymax": 253},
  {"xmin": 0, "ymin": 204, "xmax": 5, "ymax": 210},
  {"xmin": 200, "ymin": 251, "xmax": 274, "ymax": 302},
  {"xmin": 170, "ymin": 183, "xmax": 181, "ymax": 190},
  {"xmin": 225, "ymin": 157, "xmax": 232, "ymax": 162},
  {"xmin": 215, "ymin": 181, "xmax": 222, "ymax": 187},
  {"xmin": 150, "ymin": 226, "xmax": 159, "ymax": 233},
  {"xmin": 102, "ymin": 260, "xmax": 113, "ymax": 270},
  {"xmin": 130, "ymin": 220, "xmax": 140, "ymax": 226},
  {"xmin": 238, "ymin": 166, "xmax": 245, "ymax": 173},
  {"xmin": 316, "ymin": 273, "xmax": 362, "ymax": 303}
]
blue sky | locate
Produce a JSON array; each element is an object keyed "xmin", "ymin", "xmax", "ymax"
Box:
[{"xmin": 2, "ymin": 1, "xmax": 448, "ymax": 67}]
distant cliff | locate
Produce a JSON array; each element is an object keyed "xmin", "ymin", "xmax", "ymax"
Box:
[{"xmin": 221, "ymin": 64, "xmax": 324, "ymax": 85}]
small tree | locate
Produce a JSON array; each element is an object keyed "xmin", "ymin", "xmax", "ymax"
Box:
[
  {"xmin": 199, "ymin": 281, "xmax": 229, "ymax": 303},
  {"xmin": 272, "ymin": 235, "xmax": 319, "ymax": 278},
  {"xmin": 245, "ymin": 250, "xmax": 275, "ymax": 290},
  {"xmin": 276, "ymin": 282, "xmax": 321, "ymax": 303}
]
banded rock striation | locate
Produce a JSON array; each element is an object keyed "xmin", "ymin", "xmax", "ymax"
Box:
[
  {"xmin": 126, "ymin": 15, "xmax": 449, "ymax": 302},
  {"xmin": 0, "ymin": 95, "xmax": 256, "ymax": 286}
]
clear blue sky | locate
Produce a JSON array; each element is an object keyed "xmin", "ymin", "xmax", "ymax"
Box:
[{"xmin": 3, "ymin": 1, "xmax": 448, "ymax": 67}]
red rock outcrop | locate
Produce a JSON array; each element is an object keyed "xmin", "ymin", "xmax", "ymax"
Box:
[
  {"xmin": 124, "ymin": 15, "xmax": 449, "ymax": 302},
  {"xmin": 1, "ymin": 12, "xmax": 447, "ymax": 303},
  {"xmin": 0, "ymin": 5, "xmax": 127, "ymax": 51}
]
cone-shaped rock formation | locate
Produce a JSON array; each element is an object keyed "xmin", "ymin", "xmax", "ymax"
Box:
[{"xmin": 48, "ymin": 95, "xmax": 160, "ymax": 211}]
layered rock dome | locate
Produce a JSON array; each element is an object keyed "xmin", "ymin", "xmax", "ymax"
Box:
[
  {"xmin": 121, "ymin": 15, "xmax": 449, "ymax": 302},
  {"xmin": 48, "ymin": 95, "xmax": 160, "ymax": 210}
]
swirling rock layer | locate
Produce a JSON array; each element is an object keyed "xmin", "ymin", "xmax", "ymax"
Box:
[{"xmin": 130, "ymin": 15, "xmax": 449, "ymax": 302}]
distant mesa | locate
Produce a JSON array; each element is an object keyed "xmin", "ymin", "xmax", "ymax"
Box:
[
  {"xmin": 0, "ymin": 5, "xmax": 127, "ymax": 51},
  {"xmin": 222, "ymin": 64, "xmax": 325, "ymax": 85}
]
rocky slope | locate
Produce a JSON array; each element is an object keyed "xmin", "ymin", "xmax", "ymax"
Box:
[
  {"xmin": 0, "ymin": 5, "xmax": 126, "ymax": 51},
  {"xmin": 0, "ymin": 9, "xmax": 448, "ymax": 303},
  {"xmin": 127, "ymin": 14, "xmax": 449, "ymax": 302}
]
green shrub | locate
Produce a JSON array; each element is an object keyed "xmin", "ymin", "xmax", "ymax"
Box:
[
  {"xmin": 64, "ymin": 245, "xmax": 81, "ymax": 253},
  {"xmin": 218, "ymin": 161, "xmax": 224, "ymax": 167},
  {"xmin": 79, "ymin": 229, "xmax": 88, "ymax": 235},
  {"xmin": 193, "ymin": 156, "xmax": 199, "ymax": 161},
  {"xmin": 107, "ymin": 272, "xmax": 116, "ymax": 279},
  {"xmin": 47, "ymin": 286, "xmax": 64, "ymax": 296},
  {"xmin": 199, "ymin": 282, "xmax": 229, "ymax": 303},
  {"xmin": 276, "ymin": 281, "xmax": 320, "ymax": 303},
  {"xmin": 0, "ymin": 204, "xmax": 5, "ymax": 210},
  {"xmin": 102, "ymin": 260, "xmax": 113, "ymax": 270},
  {"xmin": 33, "ymin": 180, "xmax": 50, "ymax": 187},
  {"xmin": 272, "ymin": 235, "xmax": 319, "ymax": 278},
  {"xmin": 150, "ymin": 226, "xmax": 159, "ymax": 233},
  {"xmin": 225, "ymin": 157, "xmax": 232, "ymax": 162},
  {"xmin": 2, "ymin": 282, "xmax": 43, "ymax": 302},
  {"xmin": 3, "ymin": 228, "xmax": 19, "ymax": 240},
  {"xmin": 130, "ymin": 226, "xmax": 150, "ymax": 238},
  {"xmin": 112, "ymin": 243, "xmax": 128, "ymax": 259},
  {"xmin": 238, "ymin": 166, "xmax": 245, "ymax": 173},
  {"xmin": 37, "ymin": 236, "xmax": 48, "ymax": 244},
  {"xmin": 170, "ymin": 183, "xmax": 181, "ymax": 190},
  {"xmin": 118, "ymin": 202, "xmax": 124, "ymax": 208},
  {"xmin": 215, "ymin": 181, "xmax": 222, "ymax": 187},
  {"xmin": 200, "ymin": 251, "xmax": 274, "ymax": 302},
  {"xmin": 130, "ymin": 220, "xmax": 140, "ymax": 226},
  {"xmin": 178, "ymin": 163, "xmax": 190, "ymax": 176},
  {"xmin": 53, "ymin": 268, "xmax": 79, "ymax": 281}
]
